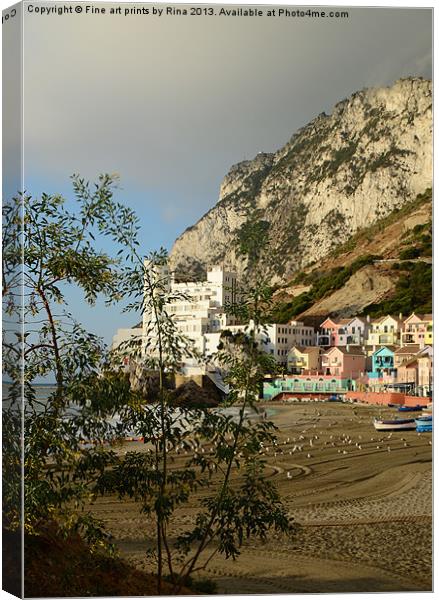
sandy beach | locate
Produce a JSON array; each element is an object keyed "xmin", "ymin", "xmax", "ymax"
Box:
[{"xmin": 90, "ymin": 402, "xmax": 432, "ymax": 594}]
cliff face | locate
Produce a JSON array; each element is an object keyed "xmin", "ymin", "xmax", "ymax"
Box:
[{"xmin": 169, "ymin": 78, "xmax": 432, "ymax": 284}]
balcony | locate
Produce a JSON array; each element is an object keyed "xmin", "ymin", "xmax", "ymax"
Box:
[
  {"xmin": 289, "ymin": 359, "xmax": 306, "ymax": 366},
  {"xmin": 401, "ymin": 333, "xmax": 416, "ymax": 344},
  {"xmin": 378, "ymin": 335, "xmax": 396, "ymax": 344},
  {"xmin": 374, "ymin": 359, "xmax": 394, "ymax": 367}
]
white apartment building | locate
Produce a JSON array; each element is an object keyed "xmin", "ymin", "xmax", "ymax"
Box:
[
  {"xmin": 260, "ymin": 321, "xmax": 315, "ymax": 364},
  {"xmin": 112, "ymin": 327, "xmax": 143, "ymax": 350},
  {"xmin": 206, "ymin": 320, "xmax": 316, "ymax": 366},
  {"xmin": 166, "ymin": 265, "xmax": 239, "ymax": 353},
  {"xmin": 142, "ymin": 264, "xmax": 239, "ymax": 365},
  {"xmin": 141, "ymin": 263, "xmax": 315, "ymax": 369}
]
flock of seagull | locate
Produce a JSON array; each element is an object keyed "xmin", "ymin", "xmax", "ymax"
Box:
[{"xmin": 137, "ymin": 411, "xmax": 432, "ymax": 483}]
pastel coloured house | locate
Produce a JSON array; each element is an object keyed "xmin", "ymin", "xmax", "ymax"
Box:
[
  {"xmin": 396, "ymin": 346, "xmax": 433, "ymax": 396},
  {"xmin": 321, "ymin": 346, "xmax": 366, "ymax": 379},
  {"xmin": 368, "ymin": 345, "xmax": 397, "ymax": 381},
  {"xmin": 345, "ymin": 316, "xmax": 370, "ymax": 345},
  {"xmin": 287, "ymin": 346, "xmax": 322, "ymax": 374},
  {"xmin": 316, "ymin": 317, "xmax": 340, "ymax": 346},
  {"xmin": 367, "ymin": 315, "xmax": 403, "ymax": 346},
  {"xmin": 401, "ymin": 313, "xmax": 433, "ymax": 346},
  {"xmin": 394, "ymin": 344, "xmax": 421, "ymax": 369}
]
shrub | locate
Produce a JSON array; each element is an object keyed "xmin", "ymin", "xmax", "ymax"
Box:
[{"xmin": 399, "ymin": 247, "xmax": 421, "ymax": 260}]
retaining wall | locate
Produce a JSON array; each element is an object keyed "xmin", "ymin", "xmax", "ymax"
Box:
[{"xmin": 345, "ymin": 391, "xmax": 429, "ymax": 407}]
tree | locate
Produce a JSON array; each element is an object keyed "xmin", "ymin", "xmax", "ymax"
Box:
[
  {"xmin": 2, "ymin": 174, "xmax": 144, "ymax": 547},
  {"xmin": 3, "ymin": 175, "xmax": 292, "ymax": 596},
  {"xmin": 98, "ymin": 209, "xmax": 292, "ymax": 593}
]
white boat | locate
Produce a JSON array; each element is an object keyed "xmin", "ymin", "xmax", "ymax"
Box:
[{"xmin": 373, "ymin": 418, "xmax": 416, "ymax": 431}]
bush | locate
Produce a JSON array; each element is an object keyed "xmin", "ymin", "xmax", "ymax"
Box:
[
  {"xmin": 363, "ymin": 262, "xmax": 431, "ymax": 317},
  {"xmin": 399, "ymin": 247, "xmax": 421, "ymax": 260}
]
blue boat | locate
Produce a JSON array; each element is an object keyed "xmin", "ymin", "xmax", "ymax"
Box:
[
  {"xmin": 415, "ymin": 415, "xmax": 433, "ymax": 432},
  {"xmin": 398, "ymin": 405, "xmax": 425, "ymax": 412}
]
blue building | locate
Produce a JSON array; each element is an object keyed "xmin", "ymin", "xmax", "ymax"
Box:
[{"xmin": 368, "ymin": 345, "xmax": 397, "ymax": 380}]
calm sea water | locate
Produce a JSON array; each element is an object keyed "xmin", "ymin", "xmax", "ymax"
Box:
[{"xmin": 3, "ymin": 382, "xmax": 276, "ymax": 425}]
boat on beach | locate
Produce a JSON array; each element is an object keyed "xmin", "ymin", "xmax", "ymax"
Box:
[
  {"xmin": 373, "ymin": 418, "xmax": 416, "ymax": 431},
  {"xmin": 398, "ymin": 405, "xmax": 425, "ymax": 412},
  {"xmin": 415, "ymin": 415, "xmax": 433, "ymax": 432}
]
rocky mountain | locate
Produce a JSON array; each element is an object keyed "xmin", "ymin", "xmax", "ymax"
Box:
[
  {"xmin": 169, "ymin": 77, "xmax": 432, "ymax": 285},
  {"xmin": 271, "ymin": 188, "xmax": 432, "ymax": 322}
]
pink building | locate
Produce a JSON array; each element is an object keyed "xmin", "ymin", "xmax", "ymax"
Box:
[
  {"xmin": 397, "ymin": 346, "xmax": 433, "ymax": 397},
  {"xmin": 316, "ymin": 317, "xmax": 340, "ymax": 346},
  {"xmin": 401, "ymin": 313, "xmax": 433, "ymax": 346},
  {"xmin": 317, "ymin": 317, "xmax": 369, "ymax": 346},
  {"xmin": 321, "ymin": 346, "xmax": 367, "ymax": 379},
  {"xmin": 394, "ymin": 344, "xmax": 421, "ymax": 369}
]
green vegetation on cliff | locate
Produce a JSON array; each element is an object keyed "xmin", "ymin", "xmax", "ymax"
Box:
[
  {"xmin": 331, "ymin": 188, "xmax": 432, "ymax": 258},
  {"xmin": 272, "ymin": 254, "xmax": 380, "ymax": 323},
  {"xmin": 272, "ymin": 189, "xmax": 432, "ymax": 323},
  {"xmin": 362, "ymin": 261, "xmax": 432, "ymax": 317}
]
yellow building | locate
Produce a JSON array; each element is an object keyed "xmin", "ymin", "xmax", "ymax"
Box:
[
  {"xmin": 367, "ymin": 315, "xmax": 404, "ymax": 346},
  {"xmin": 287, "ymin": 346, "xmax": 322, "ymax": 374}
]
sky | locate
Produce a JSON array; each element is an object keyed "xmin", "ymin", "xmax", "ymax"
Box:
[{"xmin": 2, "ymin": 0, "xmax": 433, "ymax": 346}]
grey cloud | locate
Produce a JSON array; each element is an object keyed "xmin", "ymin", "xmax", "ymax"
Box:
[{"xmin": 22, "ymin": 5, "xmax": 432, "ymax": 212}]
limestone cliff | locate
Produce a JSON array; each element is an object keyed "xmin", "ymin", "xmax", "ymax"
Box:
[{"xmin": 169, "ymin": 77, "xmax": 432, "ymax": 284}]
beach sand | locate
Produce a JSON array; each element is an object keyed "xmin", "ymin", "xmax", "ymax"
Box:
[{"xmin": 90, "ymin": 402, "xmax": 432, "ymax": 594}]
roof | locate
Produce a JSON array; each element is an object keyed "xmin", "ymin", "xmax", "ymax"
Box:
[
  {"xmin": 394, "ymin": 344, "xmax": 421, "ymax": 355},
  {"xmin": 325, "ymin": 345, "xmax": 365, "ymax": 356},
  {"xmin": 401, "ymin": 357, "xmax": 419, "ymax": 368},
  {"xmin": 288, "ymin": 345, "xmax": 307, "ymax": 354},
  {"xmin": 401, "ymin": 347, "xmax": 433, "ymax": 367},
  {"xmin": 404, "ymin": 312, "xmax": 433, "ymax": 323},
  {"xmin": 289, "ymin": 345, "xmax": 321, "ymax": 354},
  {"xmin": 319, "ymin": 317, "xmax": 339, "ymax": 327},
  {"xmin": 371, "ymin": 314, "xmax": 404, "ymax": 325},
  {"xmin": 348, "ymin": 316, "xmax": 368, "ymax": 324},
  {"xmin": 373, "ymin": 345, "xmax": 398, "ymax": 354},
  {"xmin": 301, "ymin": 346, "xmax": 322, "ymax": 354}
]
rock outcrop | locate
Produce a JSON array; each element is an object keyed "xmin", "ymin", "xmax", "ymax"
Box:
[{"xmin": 169, "ymin": 77, "xmax": 432, "ymax": 284}]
